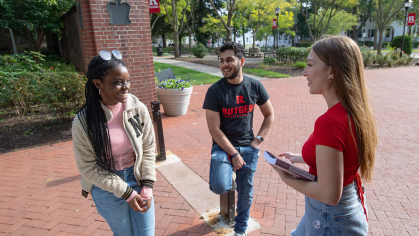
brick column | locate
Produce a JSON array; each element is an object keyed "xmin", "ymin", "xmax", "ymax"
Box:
[{"xmin": 78, "ymin": 0, "xmax": 156, "ymax": 111}]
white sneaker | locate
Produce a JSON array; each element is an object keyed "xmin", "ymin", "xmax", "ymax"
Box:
[{"xmin": 234, "ymin": 233, "xmax": 246, "ymax": 236}]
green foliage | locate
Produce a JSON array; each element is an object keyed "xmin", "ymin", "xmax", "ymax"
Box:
[
  {"xmin": 293, "ymin": 61, "xmax": 307, "ymax": 69},
  {"xmin": 391, "ymin": 35, "xmax": 413, "ymax": 55},
  {"xmin": 191, "ymin": 43, "xmax": 208, "ymax": 58},
  {"xmin": 0, "ymin": 0, "xmax": 74, "ymax": 51},
  {"xmin": 413, "ymin": 42, "xmax": 419, "ymax": 48},
  {"xmin": 375, "ymin": 53, "xmax": 389, "ymax": 67},
  {"xmin": 157, "ymin": 78, "xmax": 192, "ymax": 90},
  {"xmin": 263, "ymin": 57, "xmax": 277, "ymax": 63},
  {"xmin": 359, "ymin": 46, "xmax": 375, "ymax": 67},
  {"xmin": 296, "ymin": 43, "xmax": 312, "ymax": 47},
  {"xmin": 0, "ymin": 51, "xmax": 85, "ymax": 122},
  {"xmin": 276, "ymin": 47, "xmax": 310, "ymax": 63},
  {"xmin": 242, "ymin": 68, "xmax": 290, "ymax": 78}
]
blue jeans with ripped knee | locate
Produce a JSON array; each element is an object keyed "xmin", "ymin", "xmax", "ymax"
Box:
[
  {"xmin": 209, "ymin": 144, "xmax": 260, "ymax": 234},
  {"xmin": 291, "ymin": 182, "xmax": 368, "ymax": 236}
]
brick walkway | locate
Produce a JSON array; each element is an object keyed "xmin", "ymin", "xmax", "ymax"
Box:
[{"xmin": 0, "ymin": 66, "xmax": 418, "ymax": 235}]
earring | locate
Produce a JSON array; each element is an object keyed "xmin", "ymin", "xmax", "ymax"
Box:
[
  {"xmin": 99, "ymin": 89, "xmax": 101, "ymax": 94},
  {"xmin": 329, "ymin": 75, "xmax": 333, "ymax": 81}
]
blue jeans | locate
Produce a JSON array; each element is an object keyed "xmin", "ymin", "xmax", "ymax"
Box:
[
  {"xmin": 209, "ymin": 144, "xmax": 260, "ymax": 234},
  {"xmin": 91, "ymin": 166, "xmax": 155, "ymax": 236},
  {"xmin": 291, "ymin": 182, "xmax": 368, "ymax": 236}
]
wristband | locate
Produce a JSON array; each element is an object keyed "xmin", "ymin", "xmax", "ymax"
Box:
[{"xmin": 228, "ymin": 151, "xmax": 239, "ymax": 159}]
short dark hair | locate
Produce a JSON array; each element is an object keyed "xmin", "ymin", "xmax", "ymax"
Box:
[{"xmin": 219, "ymin": 42, "xmax": 246, "ymax": 59}]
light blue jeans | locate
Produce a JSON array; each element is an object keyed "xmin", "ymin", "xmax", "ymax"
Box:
[
  {"xmin": 291, "ymin": 182, "xmax": 368, "ymax": 236},
  {"xmin": 209, "ymin": 144, "xmax": 260, "ymax": 234},
  {"xmin": 91, "ymin": 166, "xmax": 155, "ymax": 236}
]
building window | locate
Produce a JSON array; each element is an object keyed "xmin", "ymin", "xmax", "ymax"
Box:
[
  {"xmin": 246, "ymin": 37, "xmax": 248, "ymax": 42},
  {"xmin": 358, "ymin": 30, "xmax": 363, "ymax": 38},
  {"xmin": 385, "ymin": 29, "xmax": 391, "ymax": 37},
  {"xmin": 370, "ymin": 29, "xmax": 375, "ymax": 38}
]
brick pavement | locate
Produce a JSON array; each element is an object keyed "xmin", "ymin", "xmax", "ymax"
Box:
[{"xmin": 0, "ymin": 66, "xmax": 418, "ymax": 235}]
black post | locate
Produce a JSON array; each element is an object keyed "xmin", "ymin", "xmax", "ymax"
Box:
[
  {"xmin": 220, "ymin": 190, "xmax": 235, "ymax": 225},
  {"xmin": 400, "ymin": 7, "xmax": 408, "ymax": 57},
  {"xmin": 276, "ymin": 14, "xmax": 279, "ymax": 49},
  {"xmin": 151, "ymin": 101, "xmax": 166, "ymax": 160}
]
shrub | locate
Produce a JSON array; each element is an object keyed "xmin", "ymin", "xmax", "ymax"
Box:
[
  {"xmin": 391, "ymin": 35, "xmax": 413, "ymax": 54},
  {"xmin": 382, "ymin": 42, "xmax": 391, "ymax": 48},
  {"xmin": 38, "ymin": 71, "xmax": 86, "ymax": 121},
  {"xmin": 191, "ymin": 43, "xmax": 208, "ymax": 58},
  {"xmin": 276, "ymin": 47, "xmax": 309, "ymax": 63},
  {"xmin": 293, "ymin": 61, "xmax": 307, "ymax": 69},
  {"xmin": 359, "ymin": 46, "xmax": 375, "ymax": 67},
  {"xmin": 296, "ymin": 43, "xmax": 312, "ymax": 48},
  {"xmin": 375, "ymin": 54, "xmax": 389, "ymax": 67},
  {"xmin": 263, "ymin": 57, "xmax": 277, "ymax": 63},
  {"xmin": 413, "ymin": 41, "xmax": 419, "ymax": 48}
]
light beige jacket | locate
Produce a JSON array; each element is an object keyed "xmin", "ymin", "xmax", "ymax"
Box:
[{"xmin": 72, "ymin": 94, "xmax": 156, "ymax": 199}]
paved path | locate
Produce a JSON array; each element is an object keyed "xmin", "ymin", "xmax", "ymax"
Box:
[
  {"xmin": 153, "ymin": 57, "xmax": 268, "ymax": 81},
  {"xmin": 1, "ymin": 66, "xmax": 419, "ymax": 235}
]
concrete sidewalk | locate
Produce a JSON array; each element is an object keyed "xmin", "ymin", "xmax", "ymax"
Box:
[
  {"xmin": 153, "ymin": 57, "xmax": 268, "ymax": 81},
  {"xmin": 1, "ymin": 66, "xmax": 419, "ymax": 235}
]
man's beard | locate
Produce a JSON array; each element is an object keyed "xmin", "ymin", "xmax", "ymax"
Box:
[{"xmin": 224, "ymin": 62, "xmax": 241, "ymax": 80}]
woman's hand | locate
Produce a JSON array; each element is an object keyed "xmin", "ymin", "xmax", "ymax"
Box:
[
  {"xmin": 278, "ymin": 152, "xmax": 305, "ymax": 164},
  {"xmin": 128, "ymin": 194, "xmax": 145, "ymax": 212},
  {"xmin": 139, "ymin": 197, "xmax": 152, "ymax": 214}
]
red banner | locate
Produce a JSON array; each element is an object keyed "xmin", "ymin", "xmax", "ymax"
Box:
[
  {"xmin": 407, "ymin": 13, "xmax": 416, "ymax": 26},
  {"xmin": 272, "ymin": 19, "xmax": 277, "ymax": 29},
  {"xmin": 149, "ymin": 0, "xmax": 160, "ymax": 14}
]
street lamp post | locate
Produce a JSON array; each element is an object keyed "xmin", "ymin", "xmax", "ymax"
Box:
[
  {"xmin": 401, "ymin": 0, "xmax": 413, "ymax": 57},
  {"xmin": 275, "ymin": 7, "xmax": 280, "ymax": 50}
]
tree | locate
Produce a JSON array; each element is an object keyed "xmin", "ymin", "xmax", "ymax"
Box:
[
  {"xmin": 237, "ymin": 0, "xmax": 296, "ymax": 49},
  {"xmin": 309, "ymin": 8, "xmax": 358, "ymax": 35},
  {"xmin": 161, "ymin": 0, "xmax": 191, "ymax": 57},
  {"xmin": 207, "ymin": 0, "xmax": 236, "ymax": 42},
  {"xmin": 185, "ymin": 0, "xmax": 199, "ymax": 49},
  {"xmin": 201, "ymin": 15, "xmax": 227, "ymax": 47},
  {"xmin": 299, "ymin": 0, "xmax": 358, "ymax": 41},
  {"xmin": 350, "ymin": 0, "xmax": 374, "ymax": 42},
  {"xmin": 373, "ymin": 0, "xmax": 405, "ymax": 54},
  {"xmin": 0, "ymin": 0, "xmax": 74, "ymax": 52},
  {"xmin": 256, "ymin": 24, "xmax": 274, "ymax": 51}
]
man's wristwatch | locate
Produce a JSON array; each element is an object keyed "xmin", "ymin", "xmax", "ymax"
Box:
[{"xmin": 255, "ymin": 136, "xmax": 264, "ymax": 143}]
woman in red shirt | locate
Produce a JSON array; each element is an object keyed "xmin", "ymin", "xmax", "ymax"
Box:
[{"xmin": 274, "ymin": 36, "xmax": 377, "ymax": 235}]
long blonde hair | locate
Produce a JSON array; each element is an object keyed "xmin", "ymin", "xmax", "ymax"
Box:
[{"xmin": 312, "ymin": 36, "xmax": 377, "ymax": 183}]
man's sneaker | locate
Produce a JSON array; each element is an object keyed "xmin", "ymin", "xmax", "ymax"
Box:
[
  {"xmin": 234, "ymin": 233, "xmax": 246, "ymax": 236},
  {"xmin": 231, "ymin": 171, "xmax": 237, "ymax": 191}
]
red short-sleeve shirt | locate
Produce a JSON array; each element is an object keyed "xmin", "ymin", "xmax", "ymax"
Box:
[{"xmin": 302, "ymin": 103, "xmax": 359, "ymax": 186}]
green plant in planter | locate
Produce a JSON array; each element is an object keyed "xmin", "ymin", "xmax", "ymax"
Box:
[
  {"xmin": 157, "ymin": 78, "xmax": 192, "ymax": 90},
  {"xmin": 263, "ymin": 57, "xmax": 277, "ymax": 63}
]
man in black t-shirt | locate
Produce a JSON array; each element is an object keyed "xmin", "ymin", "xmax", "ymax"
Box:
[{"xmin": 203, "ymin": 42, "xmax": 274, "ymax": 236}]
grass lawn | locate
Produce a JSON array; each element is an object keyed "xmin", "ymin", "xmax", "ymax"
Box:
[
  {"xmin": 153, "ymin": 62, "xmax": 221, "ymax": 85},
  {"xmin": 242, "ymin": 68, "xmax": 290, "ymax": 78}
]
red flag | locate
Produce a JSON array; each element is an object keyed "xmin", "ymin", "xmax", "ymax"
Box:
[
  {"xmin": 272, "ymin": 19, "xmax": 277, "ymax": 29},
  {"xmin": 407, "ymin": 13, "xmax": 416, "ymax": 26},
  {"xmin": 149, "ymin": 0, "xmax": 160, "ymax": 14}
]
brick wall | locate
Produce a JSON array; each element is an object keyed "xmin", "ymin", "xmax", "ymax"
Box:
[{"xmin": 78, "ymin": 0, "xmax": 156, "ymax": 111}]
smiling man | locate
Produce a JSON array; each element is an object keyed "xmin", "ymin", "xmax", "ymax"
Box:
[{"xmin": 203, "ymin": 42, "xmax": 274, "ymax": 236}]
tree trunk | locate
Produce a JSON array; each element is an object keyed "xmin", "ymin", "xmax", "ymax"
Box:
[
  {"xmin": 242, "ymin": 26, "xmax": 246, "ymax": 47},
  {"xmin": 373, "ymin": 28, "xmax": 378, "ymax": 50},
  {"xmin": 377, "ymin": 27, "xmax": 384, "ymax": 55},
  {"xmin": 189, "ymin": 32, "xmax": 192, "ymax": 50},
  {"xmin": 252, "ymin": 33, "xmax": 256, "ymax": 49},
  {"xmin": 174, "ymin": 33, "xmax": 180, "ymax": 57},
  {"xmin": 162, "ymin": 32, "xmax": 166, "ymax": 47},
  {"xmin": 234, "ymin": 31, "xmax": 236, "ymax": 43}
]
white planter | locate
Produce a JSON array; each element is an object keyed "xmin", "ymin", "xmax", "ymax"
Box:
[{"xmin": 156, "ymin": 86, "xmax": 193, "ymax": 116}]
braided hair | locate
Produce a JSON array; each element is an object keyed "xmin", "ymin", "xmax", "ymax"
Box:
[{"xmin": 77, "ymin": 56, "xmax": 127, "ymax": 173}]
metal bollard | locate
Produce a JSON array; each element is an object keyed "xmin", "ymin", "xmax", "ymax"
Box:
[
  {"xmin": 220, "ymin": 184, "xmax": 235, "ymax": 225},
  {"xmin": 151, "ymin": 101, "xmax": 166, "ymax": 161}
]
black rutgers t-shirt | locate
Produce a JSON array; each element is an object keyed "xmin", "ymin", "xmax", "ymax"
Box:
[{"xmin": 203, "ymin": 76, "xmax": 269, "ymax": 147}]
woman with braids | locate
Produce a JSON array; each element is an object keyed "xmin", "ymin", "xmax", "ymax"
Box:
[
  {"xmin": 72, "ymin": 50, "xmax": 156, "ymax": 235},
  {"xmin": 273, "ymin": 36, "xmax": 377, "ymax": 235}
]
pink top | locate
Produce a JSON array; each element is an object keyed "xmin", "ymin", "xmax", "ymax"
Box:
[
  {"xmin": 105, "ymin": 103, "xmax": 153, "ymax": 202},
  {"xmin": 105, "ymin": 102, "xmax": 136, "ymax": 171}
]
